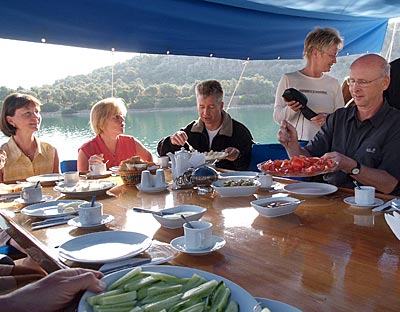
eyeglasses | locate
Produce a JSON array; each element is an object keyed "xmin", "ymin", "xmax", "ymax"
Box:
[{"xmin": 346, "ymin": 76, "xmax": 383, "ymax": 88}]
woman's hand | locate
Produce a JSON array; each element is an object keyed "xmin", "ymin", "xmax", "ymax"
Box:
[{"xmin": 88, "ymin": 154, "xmax": 104, "ymax": 166}]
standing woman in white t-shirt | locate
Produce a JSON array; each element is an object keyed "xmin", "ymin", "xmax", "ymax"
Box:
[{"xmin": 274, "ymin": 27, "xmax": 345, "ymax": 141}]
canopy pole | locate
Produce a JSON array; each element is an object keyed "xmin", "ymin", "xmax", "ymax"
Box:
[
  {"xmin": 226, "ymin": 58, "xmax": 249, "ymax": 112},
  {"xmin": 385, "ymin": 21, "xmax": 398, "ymax": 62},
  {"xmin": 111, "ymin": 48, "xmax": 115, "ymax": 97}
]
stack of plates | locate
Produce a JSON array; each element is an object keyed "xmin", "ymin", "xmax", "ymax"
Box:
[{"xmin": 58, "ymin": 231, "xmax": 152, "ymax": 263}]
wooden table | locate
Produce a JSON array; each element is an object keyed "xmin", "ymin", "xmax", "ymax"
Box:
[{"xmin": 1, "ymin": 175, "xmax": 400, "ymax": 312}]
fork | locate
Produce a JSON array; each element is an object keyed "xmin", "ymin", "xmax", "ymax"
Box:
[{"xmin": 185, "ymin": 141, "xmax": 195, "ymax": 152}]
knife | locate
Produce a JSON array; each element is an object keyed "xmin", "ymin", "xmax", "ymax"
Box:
[
  {"xmin": 31, "ymin": 218, "xmax": 71, "ymax": 230},
  {"xmin": 99, "ymin": 255, "xmax": 173, "ymax": 275},
  {"xmin": 31, "ymin": 215, "xmax": 75, "ymax": 227},
  {"xmin": 372, "ymin": 199, "xmax": 397, "ymax": 212}
]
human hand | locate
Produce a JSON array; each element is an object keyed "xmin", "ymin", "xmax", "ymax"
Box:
[
  {"xmin": 311, "ymin": 113, "xmax": 328, "ymax": 126},
  {"xmin": 286, "ymin": 100, "xmax": 303, "ymax": 112},
  {"xmin": 322, "ymin": 151, "xmax": 353, "ymax": 173},
  {"xmin": 0, "ymin": 149, "xmax": 7, "ymax": 169},
  {"xmin": 170, "ymin": 131, "xmax": 188, "ymax": 146},
  {"xmin": 2, "ymin": 268, "xmax": 105, "ymax": 312},
  {"xmin": 88, "ymin": 154, "xmax": 104, "ymax": 166},
  {"xmin": 277, "ymin": 120, "xmax": 297, "ymax": 147},
  {"xmin": 224, "ymin": 147, "xmax": 240, "ymax": 161}
]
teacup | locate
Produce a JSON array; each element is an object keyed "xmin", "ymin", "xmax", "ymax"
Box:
[
  {"xmin": 257, "ymin": 173, "xmax": 273, "ymax": 188},
  {"xmin": 90, "ymin": 163, "xmax": 107, "ymax": 176},
  {"xmin": 354, "ymin": 186, "xmax": 375, "ymax": 205},
  {"xmin": 21, "ymin": 185, "xmax": 42, "ymax": 203},
  {"xmin": 157, "ymin": 156, "xmax": 169, "ymax": 168},
  {"xmin": 184, "ymin": 221, "xmax": 213, "ymax": 250},
  {"xmin": 78, "ymin": 202, "xmax": 103, "ymax": 225},
  {"xmin": 63, "ymin": 171, "xmax": 79, "ymax": 186}
]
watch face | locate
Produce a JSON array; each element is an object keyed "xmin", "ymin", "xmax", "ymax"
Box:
[{"xmin": 352, "ymin": 168, "xmax": 360, "ymax": 175}]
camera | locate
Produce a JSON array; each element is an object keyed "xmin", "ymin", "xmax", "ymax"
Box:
[{"xmin": 282, "ymin": 88, "xmax": 318, "ymax": 120}]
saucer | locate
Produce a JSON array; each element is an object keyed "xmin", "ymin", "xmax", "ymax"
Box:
[
  {"xmin": 67, "ymin": 214, "xmax": 114, "ymax": 228},
  {"xmin": 170, "ymin": 235, "xmax": 226, "ymax": 256},
  {"xmin": 14, "ymin": 195, "xmax": 53, "ymax": 205},
  {"xmin": 136, "ymin": 183, "xmax": 169, "ymax": 193},
  {"xmin": 343, "ymin": 196, "xmax": 384, "ymax": 208}
]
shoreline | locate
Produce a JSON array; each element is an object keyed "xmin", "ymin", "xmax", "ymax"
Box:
[{"xmin": 42, "ymin": 103, "xmax": 275, "ymax": 115}]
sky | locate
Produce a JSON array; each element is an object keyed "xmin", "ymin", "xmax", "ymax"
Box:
[{"xmin": 0, "ymin": 38, "xmax": 137, "ymax": 89}]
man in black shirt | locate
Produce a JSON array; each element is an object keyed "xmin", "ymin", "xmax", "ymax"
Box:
[{"xmin": 278, "ymin": 54, "xmax": 400, "ymax": 195}]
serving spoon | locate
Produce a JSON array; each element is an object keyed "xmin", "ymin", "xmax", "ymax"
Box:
[{"xmin": 132, "ymin": 207, "xmax": 175, "ymax": 216}]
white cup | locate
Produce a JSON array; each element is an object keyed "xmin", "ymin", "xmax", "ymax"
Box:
[
  {"xmin": 154, "ymin": 169, "xmax": 166, "ymax": 187},
  {"xmin": 63, "ymin": 171, "xmax": 79, "ymax": 186},
  {"xmin": 141, "ymin": 170, "xmax": 152, "ymax": 188},
  {"xmin": 257, "ymin": 173, "xmax": 273, "ymax": 188},
  {"xmin": 184, "ymin": 221, "xmax": 213, "ymax": 250},
  {"xmin": 90, "ymin": 163, "xmax": 107, "ymax": 175},
  {"xmin": 78, "ymin": 202, "xmax": 103, "ymax": 225},
  {"xmin": 157, "ymin": 156, "xmax": 169, "ymax": 168},
  {"xmin": 354, "ymin": 186, "xmax": 375, "ymax": 205},
  {"xmin": 21, "ymin": 185, "xmax": 42, "ymax": 203}
]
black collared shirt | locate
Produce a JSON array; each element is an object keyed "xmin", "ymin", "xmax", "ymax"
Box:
[{"xmin": 305, "ymin": 100, "xmax": 400, "ymax": 194}]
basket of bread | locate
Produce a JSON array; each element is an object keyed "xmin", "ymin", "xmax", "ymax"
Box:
[{"xmin": 118, "ymin": 156, "xmax": 158, "ymax": 186}]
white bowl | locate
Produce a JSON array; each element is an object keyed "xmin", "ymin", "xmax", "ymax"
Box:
[
  {"xmin": 152, "ymin": 205, "xmax": 206, "ymax": 229},
  {"xmin": 212, "ymin": 178, "xmax": 260, "ymax": 197},
  {"xmin": 251, "ymin": 196, "xmax": 301, "ymax": 217}
]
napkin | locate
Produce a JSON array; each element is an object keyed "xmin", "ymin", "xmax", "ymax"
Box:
[{"xmin": 384, "ymin": 211, "xmax": 400, "ymax": 240}]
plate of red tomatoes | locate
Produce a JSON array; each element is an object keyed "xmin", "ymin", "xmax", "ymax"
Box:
[{"xmin": 257, "ymin": 156, "xmax": 337, "ymax": 177}]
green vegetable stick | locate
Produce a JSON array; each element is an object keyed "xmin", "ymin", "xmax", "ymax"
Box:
[
  {"xmin": 179, "ymin": 302, "xmax": 205, "ymax": 312},
  {"xmin": 87, "ymin": 289, "xmax": 124, "ymax": 306},
  {"xmin": 109, "ymin": 267, "xmax": 143, "ymax": 290},
  {"xmin": 143, "ymin": 293, "xmax": 183, "ymax": 312},
  {"xmin": 97, "ymin": 290, "xmax": 137, "ymax": 305},
  {"xmin": 181, "ymin": 279, "xmax": 218, "ymax": 300},
  {"xmin": 225, "ymin": 300, "xmax": 239, "ymax": 312}
]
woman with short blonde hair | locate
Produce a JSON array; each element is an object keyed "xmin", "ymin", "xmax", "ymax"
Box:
[{"xmin": 78, "ymin": 97, "xmax": 153, "ymax": 172}]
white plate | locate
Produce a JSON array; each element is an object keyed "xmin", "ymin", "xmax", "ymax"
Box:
[
  {"xmin": 54, "ymin": 180, "xmax": 116, "ymax": 197},
  {"xmin": 21, "ymin": 200, "xmax": 87, "ymax": 218},
  {"xmin": 170, "ymin": 235, "xmax": 226, "ymax": 255},
  {"xmin": 109, "ymin": 166, "xmax": 119, "ymax": 172},
  {"xmin": 385, "ymin": 212, "xmax": 400, "ymax": 240},
  {"xmin": 26, "ymin": 173, "xmax": 63, "ymax": 183},
  {"xmin": 14, "ymin": 194, "xmax": 53, "ymax": 205},
  {"xmin": 343, "ymin": 196, "xmax": 384, "ymax": 208},
  {"xmin": 58, "ymin": 231, "xmax": 152, "ymax": 263},
  {"xmin": 136, "ymin": 183, "xmax": 169, "ymax": 193},
  {"xmin": 284, "ymin": 182, "xmax": 338, "ymax": 197},
  {"xmin": 67, "ymin": 214, "xmax": 114, "ymax": 228},
  {"xmin": 219, "ymin": 171, "xmax": 259, "ymax": 178},
  {"xmin": 78, "ymin": 265, "xmax": 258, "ymax": 312},
  {"xmin": 255, "ymin": 297, "xmax": 302, "ymax": 312}
]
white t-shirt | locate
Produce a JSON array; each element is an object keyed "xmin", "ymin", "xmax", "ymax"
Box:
[
  {"xmin": 207, "ymin": 127, "xmax": 221, "ymax": 149},
  {"xmin": 273, "ymin": 70, "xmax": 344, "ymax": 141}
]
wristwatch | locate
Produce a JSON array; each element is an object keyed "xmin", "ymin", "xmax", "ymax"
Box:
[{"xmin": 351, "ymin": 161, "xmax": 361, "ymax": 175}]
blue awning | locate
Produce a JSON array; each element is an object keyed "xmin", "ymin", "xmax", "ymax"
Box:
[{"xmin": 0, "ymin": 0, "xmax": 398, "ymax": 60}]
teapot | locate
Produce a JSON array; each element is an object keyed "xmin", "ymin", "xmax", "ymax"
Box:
[{"xmin": 167, "ymin": 148, "xmax": 193, "ymax": 181}]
